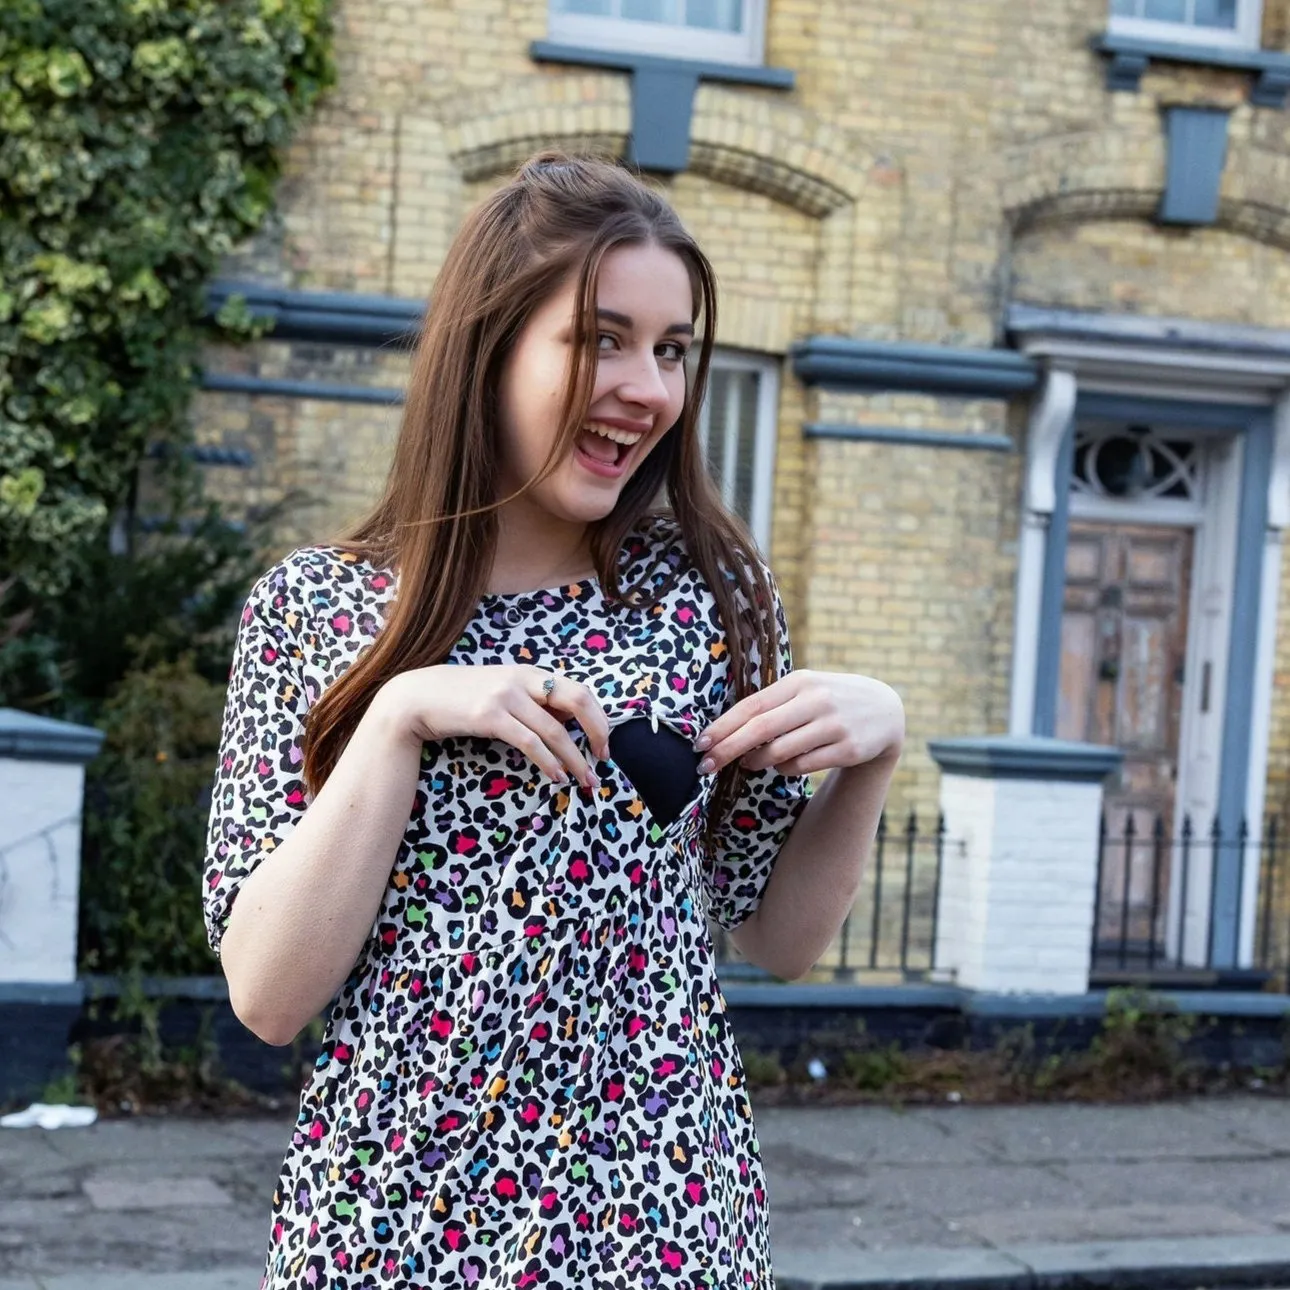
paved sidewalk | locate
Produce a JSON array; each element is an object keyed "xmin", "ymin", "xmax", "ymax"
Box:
[{"xmin": 1, "ymin": 1097, "xmax": 1290, "ymax": 1288}]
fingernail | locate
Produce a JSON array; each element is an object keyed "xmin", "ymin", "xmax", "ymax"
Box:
[
  {"xmin": 698, "ymin": 757, "xmax": 715, "ymax": 776},
  {"xmin": 694, "ymin": 733, "xmax": 712, "ymax": 752}
]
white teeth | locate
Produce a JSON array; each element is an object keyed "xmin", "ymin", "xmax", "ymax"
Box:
[{"xmin": 584, "ymin": 422, "xmax": 644, "ymax": 446}]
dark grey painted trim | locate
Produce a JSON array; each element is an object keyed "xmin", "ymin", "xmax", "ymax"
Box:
[
  {"xmin": 1009, "ymin": 303, "xmax": 1290, "ymax": 360},
  {"xmin": 628, "ymin": 63, "xmax": 699, "ymax": 172},
  {"xmin": 0, "ymin": 709, "xmax": 104, "ymax": 764},
  {"xmin": 82, "ymin": 974, "xmax": 230, "ymax": 1001},
  {"xmin": 1033, "ymin": 420, "xmax": 1076, "ymax": 737},
  {"xmin": 926, "ymin": 735, "xmax": 1123, "ymax": 782},
  {"xmin": 792, "ymin": 336, "xmax": 1039, "ymax": 398},
  {"xmin": 1160, "ymin": 106, "xmax": 1230, "ymax": 226},
  {"xmin": 528, "ymin": 41, "xmax": 794, "ymax": 87},
  {"xmin": 803, "ymin": 424, "xmax": 1014, "ymax": 451},
  {"xmin": 720, "ymin": 981, "xmax": 1290, "ymax": 1018},
  {"xmin": 1213, "ymin": 412, "xmax": 1274, "ymax": 967},
  {"xmin": 147, "ymin": 442, "xmax": 255, "ymax": 467},
  {"xmin": 1075, "ymin": 391, "xmax": 1258, "ymax": 431},
  {"xmin": 206, "ymin": 280, "xmax": 422, "ymax": 347},
  {"xmin": 529, "ymin": 42, "xmax": 793, "ymax": 174},
  {"xmin": 201, "ymin": 372, "xmax": 406, "ymax": 406},
  {"xmin": 721, "ymin": 982, "xmax": 966, "ymax": 1009},
  {"xmin": 1092, "ymin": 31, "xmax": 1290, "ymax": 107},
  {"xmin": 0, "ymin": 981, "xmax": 85, "ymax": 1005}
]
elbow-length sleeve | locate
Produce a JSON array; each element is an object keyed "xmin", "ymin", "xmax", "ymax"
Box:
[
  {"xmin": 203, "ymin": 565, "xmax": 311, "ymax": 954},
  {"xmin": 703, "ymin": 576, "xmax": 813, "ymax": 932}
]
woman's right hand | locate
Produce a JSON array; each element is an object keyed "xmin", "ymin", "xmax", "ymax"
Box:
[{"xmin": 369, "ymin": 665, "xmax": 610, "ymax": 791}]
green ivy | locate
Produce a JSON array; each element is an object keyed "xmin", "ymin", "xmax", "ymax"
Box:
[{"xmin": 0, "ymin": 0, "xmax": 333, "ymax": 652}]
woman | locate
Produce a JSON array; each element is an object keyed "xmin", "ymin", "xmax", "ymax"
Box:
[{"xmin": 205, "ymin": 153, "xmax": 903, "ymax": 1289}]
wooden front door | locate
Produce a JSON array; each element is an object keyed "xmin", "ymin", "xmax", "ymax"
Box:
[{"xmin": 1056, "ymin": 523, "xmax": 1194, "ymax": 958}]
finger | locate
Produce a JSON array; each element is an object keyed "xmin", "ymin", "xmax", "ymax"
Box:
[
  {"xmin": 519, "ymin": 701, "xmax": 600, "ymax": 790},
  {"xmin": 544, "ymin": 676, "xmax": 611, "ymax": 761},
  {"xmin": 700, "ymin": 694, "xmax": 828, "ymax": 774},
  {"xmin": 696, "ymin": 682, "xmax": 795, "ymax": 754},
  {"xmin": 739, "ymin": 721, "xmax": 839, "ymax": 773},
  {"xmin": 773, "ymin": 741, "xmax": 852, "ymax": 778},
  {"xmin": 496, "ymin": 712, "xmax": 572, "ymax": 786}
]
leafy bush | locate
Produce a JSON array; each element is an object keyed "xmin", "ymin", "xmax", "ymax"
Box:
[
  {"xmin": 1, "ymin": 0, "xmax": 334, "ymax": 977},
  {"xmin": 80, "ymin": 655, "xmax": 225, "ymax": 977},
  {"xmin": 0, "ymin": 0, "xmax": 334, "ymax": 707}
]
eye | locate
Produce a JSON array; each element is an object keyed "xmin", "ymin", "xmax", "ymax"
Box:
[
  {"xmin": 597, "ymin": 332, "xmax": 618, "ymax": 352},
  {"xmin": 657, "ymin": 341, "xmax": 689, "ymax": 363}
]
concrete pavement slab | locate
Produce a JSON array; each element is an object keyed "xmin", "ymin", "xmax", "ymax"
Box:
[
  {"xmin": 772, "ymin": 1204, "xmax": 995, "ymax": 1254},
  {"xmin": 1057, "ymin": 1155, "xmax": 1290, "ymax": 1211},
  {"xmin": 0, "ymin": 1273, "xmax": 262, "ymax": 1290},
  {"xmin": 957, "ymin": 1201, "xmax": 1273, "ymax": 1245},
  {"xmin": 776, "ymin": 1244, "xmax": 1031, "ymax": 1290},
  {"xmin": 929, "ymin": 1101, "xmax": 1279, "ymax": 1163},
  {"xmin": 757, "ymin": 1106, "xmax": 986, "ymax": 1167},
  {"xmin": 82, "ymin": 1174, "xmax": 233, "ymax": 1210},
  {"xmin": 1189, "ymin": 1096, "xmax": 1290, "ymax": 1154}
]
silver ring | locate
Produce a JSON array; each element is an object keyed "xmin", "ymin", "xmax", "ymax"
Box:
[{"xmin": 541, "ymin": 675, "xmax": 556, "ymax": 701}]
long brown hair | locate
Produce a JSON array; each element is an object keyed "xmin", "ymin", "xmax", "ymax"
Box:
[{"xmin": 302, "ymin": 152, "xmax": 780, "ymax": 844}]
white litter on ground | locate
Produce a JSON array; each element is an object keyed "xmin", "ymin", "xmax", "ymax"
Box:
[{"xmin": 0, "ymin": 1101, "xmax": 98, "ymax": 1129}]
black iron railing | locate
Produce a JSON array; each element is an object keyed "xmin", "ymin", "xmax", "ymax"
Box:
[
  {"xmin": 1090, "ymin": 812, "xmax": 1288, "ymax": 984},
  {"xmin": 716, "ymin": 811, "xmax": 947, "ymax": 980}
]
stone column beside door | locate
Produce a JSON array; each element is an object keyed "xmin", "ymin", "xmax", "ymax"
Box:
[
  {"xmin": 0, "ymin": 709, "xmax": 104, "ymax": 1100},
  {"xmin": 928, "ymin": 735, "xmax": 1123, "ymax": 996}
]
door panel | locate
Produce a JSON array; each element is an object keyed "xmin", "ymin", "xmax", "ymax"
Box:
[{"xmin": 1057, "ymin": 522, "xmax": 1194, "ymax": 956}]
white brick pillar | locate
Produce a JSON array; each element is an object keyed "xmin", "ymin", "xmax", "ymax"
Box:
[
  {"xmin": 0, "ymin": 709, "xmax": 104, "ymax": 984},
  {"xmin": 928, "ymin": 736, "xmax": 1123, "ymax": 996}
]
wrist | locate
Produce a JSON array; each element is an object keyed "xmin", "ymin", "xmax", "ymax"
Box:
[{"xmin": 363, "ymin": 674, "xmax": 424, "ymax": 753}]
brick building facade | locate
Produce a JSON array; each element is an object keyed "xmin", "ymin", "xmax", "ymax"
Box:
[{"xmin": 198, "ymin": 0, "xmax": 1290, "ymax": 976}]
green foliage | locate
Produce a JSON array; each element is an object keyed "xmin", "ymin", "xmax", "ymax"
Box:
[
  {"xmin": 79, "ymin": 655, "xmax": 226, "ymax": 977},
  {"xmin": 0, "ymin": 0, "xmax": 334, "ymax": 696}
]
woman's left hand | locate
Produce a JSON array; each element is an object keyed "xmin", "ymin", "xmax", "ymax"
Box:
[{"xmin": 694, "ymin": 670, "xmax": 904, "ymax": 778}]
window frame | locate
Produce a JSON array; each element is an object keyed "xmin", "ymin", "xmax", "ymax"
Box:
[
  {"xmin": 1107, "ymin": 0, "xmax": 1263, "ymax": 49},
  {"xmin": 547, "ymin": 0, "xmax": 766, "ymax": 67},
  {"xmin": 696, "ymin": 348, "xmax": 780, "ymax": 552}
]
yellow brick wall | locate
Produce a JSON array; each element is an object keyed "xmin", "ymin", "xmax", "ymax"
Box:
[{"xmin": 196, "ymin": 0, "xmax": 1290, "ymax": 970}]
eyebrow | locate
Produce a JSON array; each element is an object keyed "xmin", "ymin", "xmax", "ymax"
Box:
[{"xmin": 597, "ymin": 308, "xmax": 695, "ymax": 338}]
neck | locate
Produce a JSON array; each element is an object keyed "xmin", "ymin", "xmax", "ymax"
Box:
[{"xmin": 489, "ymin": 499, "xmax": 595, "ymax": 595}]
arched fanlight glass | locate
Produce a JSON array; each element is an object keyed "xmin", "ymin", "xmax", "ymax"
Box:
[{"xmin": 1072, "ymin": 424, "xmax": 1200, "ymax": 502}]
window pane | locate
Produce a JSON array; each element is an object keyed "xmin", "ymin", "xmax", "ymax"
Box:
[
  {"xmin": 621, "ymin": 0, "xmax": 674, "ymax": 22},
  {"xmin": 705, "ymin": 369, "xmax": 730, "ymax": 485},
  {"xmin": 1109, "ymin": 0, "xmax": 1139, "ymax": 14},
  {"xmin": 733, "ymin": 371, "xmax": 759, "ymax": 521},
  {"xmin": 1143, "ymin": 0, "xmax": 1188, "ymax": 19},
  {"xmin": 554, "ymin": 0, "xmax": 614, "ymax": 13},
  {"xmin": 1193, "ymin": 0, "xmax": 1238, "ymax": 26},
  {"xmin": 686, "ymin": 0, "xmax": 744, "ymax": 32}
]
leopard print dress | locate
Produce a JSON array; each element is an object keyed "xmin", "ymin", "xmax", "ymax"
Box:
[{"xmin": 204, "ymin": 518, "xmax": 811, "ymax": 1290}]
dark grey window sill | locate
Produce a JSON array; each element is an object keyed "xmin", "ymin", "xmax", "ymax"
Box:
[
  {"xmin": 528, "ymin": 41, "xmax": 793, "ymax": 173},
  {"xmin": 1092, "ymin": 30, "xmax": 1290, "ymax": 107},
  {"xmin": 529, "ymin": 40, "xmax": 794, "ymax": 90}
]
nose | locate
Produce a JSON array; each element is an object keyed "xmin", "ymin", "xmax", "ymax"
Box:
[{"xmin": 616, "ymin": 350, "xmax": 672, "ymax": 414}]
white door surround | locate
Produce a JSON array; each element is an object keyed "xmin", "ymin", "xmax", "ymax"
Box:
[{"xmin": 1007, "ymin": 305, "xmax": 1290, "ymax": 968}]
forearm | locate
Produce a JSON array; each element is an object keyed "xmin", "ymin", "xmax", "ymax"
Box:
[
  {"xmin": 730, "ymin": 750, "xmax": 898, "ymax": 980},
  {"xmin": 220, "ymin": 695, "xmax": 421, "ymax": 1045}
]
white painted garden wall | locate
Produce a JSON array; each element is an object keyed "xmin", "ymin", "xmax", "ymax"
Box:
[{"xmin": 0, "ymin": 710, "xmax": 103, "ymax": 985}]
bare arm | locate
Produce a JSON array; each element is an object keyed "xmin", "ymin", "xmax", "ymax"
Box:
[
  {"xmin": 219, "ymin": 695, "xmax": 421, "ymax": 1046},
  {"xmin": 218, "ymin": 669, "xmax": 610, "ymax": 1047},
  {"xmin": 696, "ymin": 669, "xmax": 905, "ymax": 982},
  {"xmin": 729, "ymin": 751, "xmax": 899, "ymax": 980}
]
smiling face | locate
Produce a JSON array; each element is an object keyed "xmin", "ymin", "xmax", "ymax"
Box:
[{"xmin": 495, "ymin": 240, "xmax": 695, "ymax": 533}]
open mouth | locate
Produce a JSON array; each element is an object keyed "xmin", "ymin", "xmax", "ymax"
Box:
[{"xmin": 575, "ymin": 421, "xmax": 646, "ymax": 477}]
